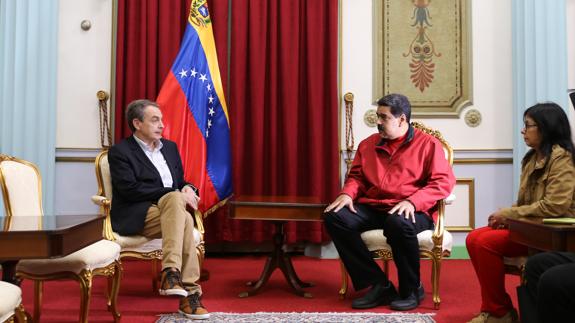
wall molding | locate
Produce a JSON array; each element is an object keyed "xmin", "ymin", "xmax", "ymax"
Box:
[{"xmin": 55, "ymin": 148, "xmax": 102, "ymax": 163}]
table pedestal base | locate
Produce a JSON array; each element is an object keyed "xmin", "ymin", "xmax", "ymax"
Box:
[{"xmin": 239, "ymin": 221, "xmax": 314, "ymax": 298}]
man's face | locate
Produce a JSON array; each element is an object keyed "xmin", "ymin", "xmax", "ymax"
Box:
[
  {"xmin": 134, "ymin": 105, "xmax": 164, "ymax": 145},
  {"xmin": 376, "ymin": 105, "xmax": 405, "ymax": 140}
]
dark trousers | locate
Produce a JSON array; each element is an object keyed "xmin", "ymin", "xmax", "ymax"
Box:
[
  {"xmin": 523, "ymin": 251, "xmax": 575, "ymax": 323},
  {"xmin": 324, "ymin": 204, "xmax": 433, "ymax": 297}
]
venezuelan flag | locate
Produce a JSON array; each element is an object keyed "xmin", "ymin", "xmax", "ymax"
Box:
[{"xmin": 157, "ymin": 0, "xmax": 232, "ymax": 215}]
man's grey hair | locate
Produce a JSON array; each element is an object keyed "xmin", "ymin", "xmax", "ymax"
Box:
[
  {"xmin": 376, "ymin": 93, "xmax": 411, "ymax": 122},
  {"xmin": 125, "ymin": 99, "xmax": 159, "ymax": 133}
]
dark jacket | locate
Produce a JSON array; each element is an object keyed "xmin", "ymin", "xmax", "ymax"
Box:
[{"xmin": 108, "ymin": 136, "xmax": 189, "ymax": 235}]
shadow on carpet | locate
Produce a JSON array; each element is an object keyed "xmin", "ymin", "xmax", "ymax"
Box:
[{"xmin": 156, "ymin": 312, "xmax": 435, "ymax": 322}]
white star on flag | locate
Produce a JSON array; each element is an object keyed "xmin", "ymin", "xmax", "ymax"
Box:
[
  {"xmin": 179, "ymin": 68, "xmax": 188, "ymax": 78},
  {"xmin": 190, "ymin": 68, "xmax": 197, "ymax": 77},
  {"xmin": 209, "ymin": 107, "xmax": 215, "ymax": 116},
  {"xmin": 199, "ymin": 74, "xmax": 207, "ymax": 82},
  {"xmin": 208, "ymin": 95, "xmax": 214, "ymax": 103},
  {"xmin": 206, "ymin": 129, "xmax": 209, "ymax": 137},
  {"xmin": 207, "ymin": 84, "xmax": 212, "ymax": 91},
  {"xmin": 208, "ymin": 119, "xmax": 212, "ymax": 128}
]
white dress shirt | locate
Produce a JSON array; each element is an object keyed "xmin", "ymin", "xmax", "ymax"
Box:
[{"xmin": 133, "ymin": 135, "xmax": 174, "ymax": 188}]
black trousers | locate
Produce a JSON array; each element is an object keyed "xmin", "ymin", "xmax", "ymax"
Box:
[
  {"xmin": 324, "ymin": 204, "xmax": 433, "ymax": 297},
  {"xmin": 523, "ymin": 251, "xmax": 575, "ymax": 323}
]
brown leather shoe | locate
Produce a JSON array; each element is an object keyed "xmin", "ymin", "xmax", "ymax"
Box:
[
  {"xmin": 179, "ymin": 292, "xmax": 210, "ymax": 320},
  {"xmin": 159, "ymin": 268, "xmax": 187, "ymax": 297}
]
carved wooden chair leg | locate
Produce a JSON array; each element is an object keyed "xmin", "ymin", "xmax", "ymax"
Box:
[
  {"xmin": 108, "ymin": 260, "xmax": 122, "ymax": 322},
  {"xmin": 338, "ymin": 259, "xmax": 348, "ymax": 299},
  {"xmin": 381, "ymin": 259, "xmax": 389, "ymax": 276},
  {"xmin": 78, "ymin": 271, "xmax": 93, "ymax": 323},
  {"xmin": 14, "ymin": 304, "xmax": 28, "ymax": 323},
  {"xmin": 33, "ymin": 280, "xmax": 42, "ymax": 323},
  {"xmin": 431, "ymin": 255, "xmax": 442, "ymax": 309},
  {"xmin": 152, "ymin": 258, "xmax": 160, "ymax": 293}
]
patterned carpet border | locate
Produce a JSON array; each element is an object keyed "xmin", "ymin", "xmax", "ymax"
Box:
[{"xmin": 156, "ymin": 311, "xmax": 436, "ymax": 322}]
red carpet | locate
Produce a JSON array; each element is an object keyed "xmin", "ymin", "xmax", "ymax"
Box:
[{"xmin": 14, "ymin": 255, "xmax": 520, "ymax": 323}]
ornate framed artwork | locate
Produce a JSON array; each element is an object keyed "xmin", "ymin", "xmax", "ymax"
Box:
[{"xmin": 373, "ymin": 0, "xmax": 472, "ymax": 117}]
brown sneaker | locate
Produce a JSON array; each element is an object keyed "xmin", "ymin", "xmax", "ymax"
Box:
[
  {"xmin": 487, "ymin": 309, "xmax": 519, "ymax": 323},
  {"xmin": 468, "ymin": 312, "xmax": 490, "ymax": 323},
  {"xmin": 159, "ymin": 268, "xmax": 188, "ymax": 297},
  {"xmin": 179, "ymin": 292, "xmax": 210, "ymax": 320}
]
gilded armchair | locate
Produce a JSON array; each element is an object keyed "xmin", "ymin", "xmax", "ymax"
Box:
[
  {"xmin": 338, "ymin": 122, "xmax": 455, "ymax": 309},
  {"xmin": 0, "ymin": 281, "xmax": 27, "ymax": 323},
  {"xmin": 0, "ymin": 154, "xmax": 121, "ymax": 323},
  {"xmin": 91, "ymin": 150, "xmax": 206, "ymax": 292}
]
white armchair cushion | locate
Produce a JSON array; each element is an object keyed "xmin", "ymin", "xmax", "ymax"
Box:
[
  {"xmin": 114, "ymin": 234, "xmax": 162, "ymax": 252},
  {"xmin": 17, "ymin": 239, "xmax": 120, "ymax": 275},
  {"xmin": 0, "ymin": 160, "xmax": 42, "ymax": 216},
  {"xmin": 0, "ymin": 281, "xmax": 22, "ymax": 323},
  {"xmin": 113, "ymin": 228, "xmax": 201, "ymax": 254},
  {"xmin": 361, "ymin": 229, "xmax": 453, "ymax": 253}
]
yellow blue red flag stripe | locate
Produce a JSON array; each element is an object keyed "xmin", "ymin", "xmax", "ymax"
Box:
[{"xmin": 157, "ymin": 0, "xmax": 232, "ymax": 214}]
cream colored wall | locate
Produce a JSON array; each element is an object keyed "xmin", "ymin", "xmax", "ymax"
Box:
[
  {"xmin": 341, "ymin": 0, "xmax": 513, "ymax": 150},
  {"xmin": 567, "ymin": 0, "xmax": 575, "ymax": 131},
  {"xmin": 56, "ymin": 0, "xmax": 112, "ymax": 149}
]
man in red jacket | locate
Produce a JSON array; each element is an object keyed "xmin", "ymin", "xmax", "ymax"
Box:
[{"xmin": 324, "ymin": 93, "xmax": 455, "ymax": 311}]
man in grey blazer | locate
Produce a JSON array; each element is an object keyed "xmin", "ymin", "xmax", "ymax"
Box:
[{"xmin": 108, "ymin": 99, "xmax": 209, "ymax": 320}]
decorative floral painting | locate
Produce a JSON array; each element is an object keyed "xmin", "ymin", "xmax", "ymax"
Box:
[{"xmin": 373, "ymin": 0, "xmax": 472, "ymax": 117}]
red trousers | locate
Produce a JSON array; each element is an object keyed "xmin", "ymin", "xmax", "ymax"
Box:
[{"xmin": 466, "ymin": 226, "xmax": 528, "ymax": 316}]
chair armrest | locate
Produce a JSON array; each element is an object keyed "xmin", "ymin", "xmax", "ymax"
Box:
[
  {"xmin": 91, "ymin": 195, "xmax": 110, "ymax": 207},
  {"xmin": 193, "ymin": 210, "xmax": 205, "ymax": 236},
  {"xmin": 444, "ymin": 193, "xmax": 456, "ymax": 205},
  {"xmin": 432, "ymin": 200, "xmax": 447, "ymax": 246},
  {"xmin": 91, "ymin": 195, "xmax": 115, "ymax": 241}
]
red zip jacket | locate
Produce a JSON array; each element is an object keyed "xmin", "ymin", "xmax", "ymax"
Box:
[{"xmin": 341, "ymin": 126, "xmax": 456, "ymax": 221}]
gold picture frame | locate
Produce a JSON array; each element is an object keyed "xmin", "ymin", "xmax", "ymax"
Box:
[
  {"xmin": 445, "ymin": 178, "xmax": 475, "ymax": 232},
  {"xmin": 373, "ymin": 0, "xmax": 472, "ymax": 117}
]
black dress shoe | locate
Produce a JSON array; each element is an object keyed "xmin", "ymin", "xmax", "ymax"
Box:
[
  {"xmin": 351, "ymin": 282, "xmax": 399, "ymax": 309},
  {"xmin": 389, "ymin": 292, "xmax": 419, "ymax": 311}
]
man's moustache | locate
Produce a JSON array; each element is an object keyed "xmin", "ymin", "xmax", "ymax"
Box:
[{"xmin": 377, "ymin": 125, "xmax": 384, "ymax": 132}]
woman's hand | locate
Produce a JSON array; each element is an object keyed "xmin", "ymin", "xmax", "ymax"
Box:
[{"xmin": 488, "ymin": 210, "xmax": 508, "ymax": 229}]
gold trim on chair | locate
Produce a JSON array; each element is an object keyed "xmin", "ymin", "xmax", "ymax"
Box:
[
  {"xmin": 93, "ymin": 150, "xmax": 207, "ymax": 291},
  {"xmin": 0, "ymin": 154, "xmax": 44, "ymax": 218},
  {"xmin": 1, "ymin": 154, "xmax": 122, "ymax": 323}
]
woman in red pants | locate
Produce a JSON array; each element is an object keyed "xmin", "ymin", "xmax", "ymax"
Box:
[{"xmin": 466, "ymin": 102, "xmax": 575, "ymax": 323}]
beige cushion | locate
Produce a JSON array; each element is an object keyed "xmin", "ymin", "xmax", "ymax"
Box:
[
  {"xmin": 114, "ymin": 234, "xmax": 162, "ymax": 252},
  {"xmin": 17, "ymin": 239, "xmax": 120, "ymax": 275},
  {"xmin": 0, "ymin": 160, "xmax": 42, "ymax": 216},
  {"xmin": 0, "ymin": 281, "xmax": 22, "ymax": 322},
  {"xmin": 361, "ymin": 229, "xmax": 453, "ymax": 253},
  {"xmin": 113, "ymin": 229, "xmax": 202, "ymax": 253}
]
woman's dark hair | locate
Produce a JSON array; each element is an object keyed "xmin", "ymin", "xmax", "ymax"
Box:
[{"xmin": 522, "ymin": 102, "xmax": 575, "ymax": 167}]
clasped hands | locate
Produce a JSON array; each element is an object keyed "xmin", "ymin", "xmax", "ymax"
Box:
[
  {"xmin": 181, "ymin": 185, "xmax": 200, "ymax": 210},
  {"xmin": 488, "ymin": 210, "xmax": 508, "ymax": 229},
  {"xmin": 323, "ymin": 194, "xmax": 417, "ymax": 223}
]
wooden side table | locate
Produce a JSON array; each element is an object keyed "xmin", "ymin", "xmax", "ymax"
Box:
[{"xmin": 229, "ymin": 196, "xmax": 326, "ymax": 298}]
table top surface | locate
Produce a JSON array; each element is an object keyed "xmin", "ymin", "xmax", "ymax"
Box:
[
  {"xmin": 230, "ymin": 196, "xmax": 327, "ymax": 207},
  {"xmin": 507, "ymin": 217, "xmax": 575, "ymax": 231},
  {"xmin": 229, "ymin": 196, "xmax": 328, "ymax": 221},
  {"xmin": 0, "ymin": 214, "xmax": 105, "ymax": 260},
  {"xmin": 1, "ymin": 214, "xmax": 103, "ymax": 233}
]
